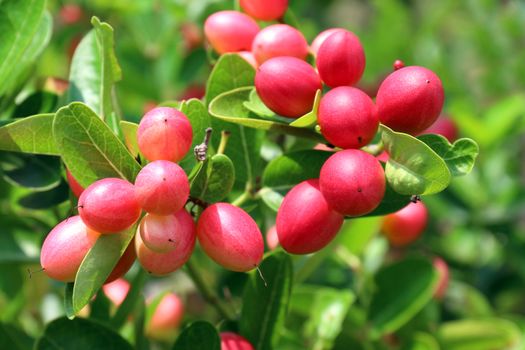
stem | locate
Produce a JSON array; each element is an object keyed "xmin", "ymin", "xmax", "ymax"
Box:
[
  {"xmin": 185, "ymin": 259, "xmax": 235, "ymax": 320},
  {"xmin": 231, "ymin": 190, "xmax": 252, "ymax": 207},
  {"xmin": 217, "ymin": 130, "xmax": 231, "ymax": 155}
]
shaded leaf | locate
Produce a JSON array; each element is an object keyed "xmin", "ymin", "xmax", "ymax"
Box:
[
  {"xmin": 13, "ymin": 91, "xmax": 58, "ymax": 118},
  {"xmin": 18, "ymin": 180, "xmax": 69, "ymax": 209},
  {"xmin": 190, "ymin": 154, "xmax": 235, "ymax": 203},
  {"xmin": 172, "ymin": 321, "xmax": 220, "ymax": 350},
  {"xmin": 1, "ymin": 153, "xmax": 61, "ymax": 190},
  {"xmin": 0, "ymin": 322, "xmax": 34, "ymax": 350}
]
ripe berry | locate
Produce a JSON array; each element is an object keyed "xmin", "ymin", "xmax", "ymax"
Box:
[
  {"xmin": 255, "ymin": 56, "xmax": 322, "ymax": 118},
  {"xmin": 66, "ymin": 168, "xmax": 84, "ymax": 198},
  {"xmin": 433, "ymin": 257, "xmax": 449, "ymax": 300},
  {"xmin": 147, "ymin": 293, "xmax": 185, "ymax": 340},
  {"xmin": 310, "ymin": 28, "xmax": 344, "ymax": 56},
  {"xmin": 319, "ymin": 150, "xmax": 386, "ymax": 216},
  {"xmin": 103, "ymin": 278, "xmax": 130, "ymax": 306},
  {"xmin": 139, "ymin": 213, "xmax": 181, "ymax": 253},
  {"xmin": 252, "ymin": 24, "xmax": 308, "ymax": 64},
  {"xmin": 421, "ymin": 116, "xmax": 458, "ymax": 143},
  {"xmin": 204, "ymin": 11, "xmax": 259, "ymax": 54},
  {"xmin": 197, "ymin": 203, "xmax": 264, "ymax": 272},
  {"xmin": 106, "ymin": 241, "xmax": 137, "ymax": 283},
  {"xmin": 276, "ymin": 179, "xmax": 344, "ymax": 254},
  {"xmin": 381, "ymin": 201, "xmax": 428, "ymax": 246},
  {"xmin": 40, "ymin": 216, "xmax": 99, "ymax": 282},
  {"xmin": 79, "ymin": 178, "xmax": 141, "ymax": 233},
  {"xmin": 136, "ymin": 209, "xmax": 196, "ymax": 275},
  {"xmin": 266, "ymin": 225, "xmax": 279, "ymax": 250},
  {"xmin": 376, "ymin": 66, "xmax": 444, "ymax": 135},
  {"xmin": 137, "ymin": 107, "xmax": 193, "ymax": 162},
  {"xmin": 318, "ymin": 86, "xmax": 378, "ymax": 149},
  {"xmin": 134, "ymin": 160, "xmax": 189, "ymax": 215},
  {"xmin": 240, "ymin": 0, "xmax": 288, "ymax": 21},
  {"xmin": 316, "ymin": 29, "xmax": 366, "ymax": 87},
  {"xmin": 221, "ymin": 332, "xmax": 255, "ymax": 350}
]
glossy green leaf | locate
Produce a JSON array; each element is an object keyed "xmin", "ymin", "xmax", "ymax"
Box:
[
  {"xmin": 190, "ymin": 154, "xmax": 235, "ymax": 203},
  {"xmin": 35, "ymin": 317, "xmax": 133, "ymax": 350},
  {"xmin": 258, "ymin": 187, "xmax": 284, "ymax": 212},
  {"xmin": 418, "ymin": 134, "xmax": 479, "ymax": 176},
  {"xmin": 0, "ymin": 0, "xmax": 46, "ymax": 97},
  {"xmin": 179, "ymin": 99, "xmax": 212, "ymax": 172},
  {"xmin": 18, "ymin": 180, "xmax": 69, "ymax": 209},
  {"xmin": 369, "ymin": 257, "xmax": 438, "ymax": 337},
  {"xmin": 289, "ymin": 89, "xmax": 321, "ymax": 128},
  {"xmin": 209, "ymin": 87, "xmax": 324, "ymax": 142},
  {"xmin": 1, "ymin": 153, "xmax": 61, "ymax": 190},
  {"xmin": 120, "ymin": 120, "xmax": 140, "ymax": 158},
  {"xmin": 364, "ymin": 179, "xmax": 412, "ymax": 217},
  {"xmin": 0, "ymin": 322, "xmax": 34, "ymax": 350},
  {"xmin": 64, "ymin": 283, "xmax": 75, "ymax": 320},
  {"xmin": 53, "ymin": 102, "xmax": 141, "ymax": 188},
  {"xmin": 172, "ymin": 321, "xmax": 220, "ymax": 350},
  {"xmin": 243, "ymin": 89, "xmax": 278, "ymax": 119},
  {"xmin": 437, "ymin": 318, "xmax": 522, "ymax": 350},
  {"xmin": 70, "ymin": 226, "xmax": 136, "ymax": 316},
  {"xmin": 0, "ymin": 114, "xmax": 58, "ymax": 155},
  {"xmin": 13, "ymin": 91, "xmax": 57, "ymax": 118},
  {"xmin": 240, "ymin": 252, "xmax": 293, "ymax": 350},
  {"xmin": 380, "ymin": 124, "xmax": 451, "ymax": 195}
]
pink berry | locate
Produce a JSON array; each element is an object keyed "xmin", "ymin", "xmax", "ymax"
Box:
[
  {"xmin": 197, "ymin": 203, "xmax": 264, "ymax": 272},
  {"xmin": 433, "ymin": 257, "xmax": 449, "ymax": 300},
  {"xmin": 66, "ymin": 168, "xmax": 84, "ymax": 198},
  {"xmin": 134, "ymin": 160, "xmax": 189, "ymax": 215},
  {"xmin": 147, "ymin": 293, "xmax": 184, "ymax": 339},
  {"xmin": 319, "ymin": 150, "xmax": 386, "ymax": 216},
  {"xmin": 381, "ymin": 201, "xmax": 428, "ymax": 246},
  {"xmin": 310, "ymin": 28, "xmax": 344, "ymax": 56},
  {"xmin": 204, "ymin": 11, "xmax": 259, "ymax": 54},
  {"xmin": 316, "ymin": 29, "xmax": 366, "ymax": 87},
  {"xmin": 40, "ymin": 216, "xmax": 99, "ymax": 282},
  {"xmin": 276, "ymin": 179, "xmax": 343, "ymax": 254},
  {"xmin": 137, "ymin": 107, "xmax": 193, "ymax": 162},
  {"xmin": 237, "ymin": 51, "xmax": 258, "ymax": 69},
  {"xmin": 266, "ymin": 225, "xmax": 279, "ymax": 250},
  {"xmin": 79, "ymin": 178, "xmax": 141, "ymax": 233},
  {"xmin": 376, "ymin": 66, "xmax": 445, "ymax": 135},
  {"xmin": 255, "ymin": 56, "xmax": 322, "ymax": 118},
  {"xmin": 318, "ymin": 86, "xmax": 378, "ymax": 149},
  {"xmin": 139, "ymin": 213, "xmax": 181, "ymax": 253},
  {"xmin": 393, "ymin": 59, "xmax": 405, "ymax": 71},
  {"xmin": 136, "ymin": 209, "xmax": 196, "ymax": 275},
  {"xmin": 252, "ymin": 24, "xmax": 308, "ymax": 64},
  {"xmin": 106, "ymin": 241, "xmax": 137, "ymax": 283},
  {"xmin": 421, "ymin": 116, "xmax": 458, "ymax": 143},
  {"xmin": 103, "ymin": 278, "xmax": 130, "ymax": 306},
  {"xmin": 220, "ymin": 332, "xmax": 255, "ymax": 350},
  {"xmin": 240, "ymin": 0, "xmax": 288, "ymax": 21}
]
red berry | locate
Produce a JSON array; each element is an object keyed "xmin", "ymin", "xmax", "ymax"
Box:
[
  {"xmin": 433, "ymin": 257, "xmax": 449, "ymax": 300},
  {"xmin": 310, "ymin": 28, "xmax": 344, "ymax": 56},
  {"xmin": 252, "ymin": 24, "xmax": 308, "ymax": 64},
  {"xmin": 137, "ymin": 107, "xmax": 193, "ymax": 162},
  {"xmin": 59, "ymin": 4, "xmax": 83, "ymax": 25},
  {"xmin": 240, "ymin": 0, "xmax": 288, "ymax": 21},
  {"xmin": 40, "ymin": 216, "xmax": 99, "ymax": 282},
  {"xmin": 78, "ymin": 178, "xmax": 141, "ymax": 233},
  {"xmin": 276, "ymin": 179, "xmax": 344, "ymax": 254},
  {"xmin": 266, "ymin": 225, "xmax": 280, "ymax": 250},
  {"xmin": 319, "ymin": 150, "xmax": 386, "ymax": 216},
  {"xmin": 134, "ymin": 160, "xmax": 189, "ymax": 215},
  {"xmin": 147, "ymin": 293, "xmax": 185, "ymax": 339},
  {"xmin": 376, "ymin": 66, "xmax": 444, "ymax": 135},
  {"xmin": 381, "ymin": 201, "xmax": 428, "ymax": 246},
  {"xmin": 393, "ymin": 59, "xmax": 405, "ymax": 71},
  {"xmin": 103, "ymin": 278, "xmax": 130, "ymax": 306},
  {"xmin": 197, "ymin": 203, "xmax": 264, "ymax": 272},
  {"xmin": 421, "ymin": 116, "xmax": 458, "ymax": 143},
  {"xmin": 66, "ymin": 168, "xmax": 84, "ymax": 198},
  {"xmin": 255, "ymin": 56, "xmax": 322, "ymax": 118},
  {"xmin": 318, "ymin": 86, "xmax": 378, "ymax": 149},
  {"xmin": 136, "ymin": 209, "xmax": 196, "ymax": 275},
  {"xmin": 221, "ymin": 332, "xmax": 255, "ymax": 350},
  {"xmin": 204, "ymin": 11, "xmax": 259, "ymax": 54},
  {"xmin": 316, "ymin": 29, "xmax": 366, "ymax": 87}
]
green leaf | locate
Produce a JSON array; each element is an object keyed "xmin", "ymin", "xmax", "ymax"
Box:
[
  {"xmin": 13, "ymin": 91, "xmax": 58, "ymax": 118},
  {"xmin": 172, "ymin": 321, "xmax": 220, "ymax": 350},
  {"xmin": 209, "ymin": 87, "xmax": 324, "ymax": 142},
  {"xmin": 70, "ymin": 226, "xmax": 136, "ymax": 316},
  {"xmin": 66, "ymin": 17, "xmax": 122, "ymax": 134},
  {"xmin": 120, "ymin": 120, "xmax": 140, "ymax": 158},
  {"xmin": 380, "ymin": 124, "xmax": 451, "ymax": 195},
  {"xmin": 1, "ymin": 153, "xmax": 61, "ymax": 190},
  {"xmin": 190, "ymin": 154, "xmax": 235, "ymax": 203},
  {"xmin": 401, "ymin": 333, "xmax": 440, "ymax": 350},
  {"xmin": 18, "ymin": 180, "xmax": 69, "ymax": 209},
  {"xmin": 368, "ymin": 257, "xmax": 438, "ymax": 337},
  {"xmin": 243, "ymin": 89, "xmax": 278, "ymax": 118},
  {"xmin": 364, "ymin": 178, "xmax": 412, "ymax": 217},
  {"xmin": 418, "ymin": 134, "xmax": 479, "ymax": 177},
  {"xmin": 0, "ymin": 0, "xmax": 46, "ymax": 97},
  {"xmin": 289, "ymin": 89, "xmax": 322, "ymax": 128},
  {"xmin": 35, "ymin": 317, "xmax": 133, "ymax": 350},
  {"xmin": 179, "ymin": 99, "xmax": 212, "ymax": 172},
  {"xmin": 437, "ymin": 318, "xmax": 522, "ymax": 350},
  {"xmin": 258, "ymin": 187, "xmax": 284, "ymax": 212},
  {"xmin": 240, "ymin": 252, "xmax": 293, "ymax": 350},
  {"xmin": 65, "ymin": 283, "xmax": 75, "ymax": 320},
  {"xmin": 0, "ymin": 322, "xmax": 34, "ymax": 350},
  {"xmin": 53, "ymin": 102, "xmax": 141, "ymax": 188},
  {"xmin": 0, "ymin": 114, "xmax": 58, "ymax": 155}
]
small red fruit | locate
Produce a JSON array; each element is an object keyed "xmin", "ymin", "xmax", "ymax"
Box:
[
  {"xmin": 433, "ymin": 257, "xmax": 449, "ymax": 300},
  {"xmin": 381, "ymin": 201, "xmax": 428, "ymax": 246},
  {"xmin": 318, "ymin": 86, "xmax": 378, "ymax": 149},
  {"xmin": 103, "ymin": 278, "xmax": 130, "ymax": 306},
  {"xmin": 266, "ymin": 225, "xmax": 280, "ymax": 250},
  {"xmin": 310, "ymin": 28, "xmax": 344, "ymax": 56},
  {"xmin": 59, "ymin": 4, "xmax": 83, "ymax": 25},
  {"xmin": 137, "ymin": 107, "xmax": 193, "ymax": 162},
  {"xmin": 197, "ymin": 203, "xmax": 264, "ymax": 272},
  {"xmin": 220, "ymin": 332, "xmax": 255, "ymax": 350},
  {"xmin": 255, "ymin": 56, "xmax": 322, "ymax": 118},
  {"xmin": 147, "ymin": 293, "xmax": 185, "ymax": 339},
  {"xmin": 316, "ymin": 29, "xmax": 366, "ymax": 87},
  {"xmin": 277, "ymin": 180, "xmax": 344, "ymax": 254},
  {"xmin": 319, "ymin": 150, "xmax": 386, "ymax": 216},
  {"xmin": 252, "ymin": 24, "xmax": 308, "ymax": 64},
  {"xmin": 78, "ymin": 178, "xmax": 141, "ymax": 233},
  {"xmin": 240, "ymin": 0, "xmax": 288, "ymax": 21},
  {"xmin": 204, "ymin": 11, "xmax": 259, "ymax": 54},
  {"xmin": 65, "ymin": 168, "xmax": 84, "ymax": 198},
  {"xmin": 393, "ymin": 59, "xmax": 405, "ymax": 71},
  {"xmin": 421, "ymin": 116, "xmax": 458, "ymax": 143},
  {"xmin": 376, "ymin": 66, "xmax": 444, "ymax": 135}
]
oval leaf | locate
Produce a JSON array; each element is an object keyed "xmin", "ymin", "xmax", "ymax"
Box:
[
  {"xmin": 173, "ymin": 321, "xmax": 220, "ymax": 350},
  {"xmin": 240, "ymin": 252, "xmax": 293, "ymax": 350},
  {"xmin": 53, "ymin": 102, "xmax": 141, "ymax": 188},
  {"xmin": 179, "ymin": 99, "xmax": 212, "ymax": 172},
  {"xmin": 0, "ymin": 114, "xmax": 58, "ymax": 155},
  {"xmin": 380, "ymin": 124, "xmax": 451, "ymax": 195},
  {"xmin": 190, "ymin": 154, "xmax": 235, "ymax": 203}
]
